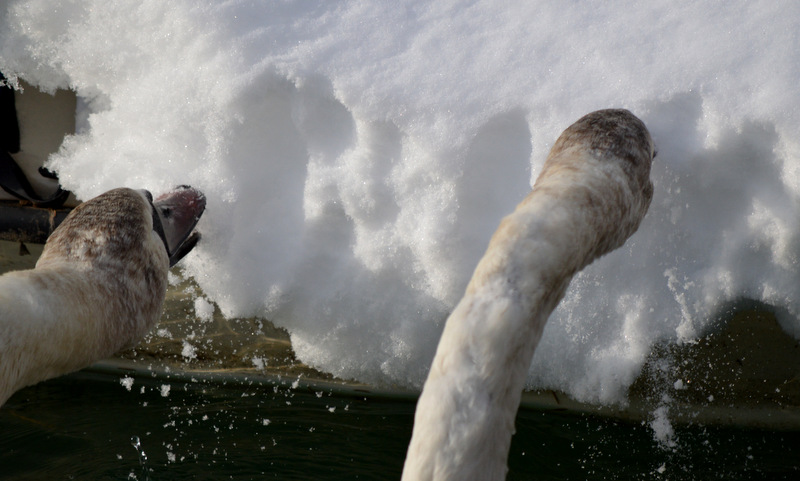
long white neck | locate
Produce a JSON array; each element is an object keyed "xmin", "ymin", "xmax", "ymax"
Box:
[
  {"xmin": 402, "ymin": 149, "xmax": 650, "ymax": 480},
  {"xmin": 0, "ymin": 262, "xmax": 165, "ymax": 406}
]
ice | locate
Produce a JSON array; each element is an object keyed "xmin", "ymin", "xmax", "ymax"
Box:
[
  {"xmin": 120, "ymin": 376, "xmax": 134, "ymax": 392},
  {"xmin": 251, "ymin": 356, "xmax": 266, "ymax": 370},
  {"xmin": 193, "ymin": 297, "xmax": 214, "ymax": 323},
  {"xmin": 2, "ymin": 1, "xmax": 799, "ymax": 404},
  {"xmin": 181, "ymin": 341, "xmax": 198, "ymax": 360},
  {"xmin": 649, "ymin": 405, "xmax": 677, "ymax": 449}
]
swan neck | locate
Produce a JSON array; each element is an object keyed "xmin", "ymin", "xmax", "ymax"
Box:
[
  {"xmin": 0, "ymin": 264, "xmax": 165, "ymax": 406},
  {"xmin": 404, "ymin": 168, "xmax": 644, "ymax": 480}
]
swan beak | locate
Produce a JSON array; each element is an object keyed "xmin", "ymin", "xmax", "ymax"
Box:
[{"xmin": 151, "ymin": 186, "xmax": 207, "ymax": 267}]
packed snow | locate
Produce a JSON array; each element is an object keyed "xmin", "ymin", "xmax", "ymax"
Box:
[{"xmin": 2, "ymin": 0, "xmax": 799, "ymax": 404}]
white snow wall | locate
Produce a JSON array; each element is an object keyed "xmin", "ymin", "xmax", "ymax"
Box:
[{"xmin": 2, "ymin": 0, "xmax": 800, "ymax": 404}]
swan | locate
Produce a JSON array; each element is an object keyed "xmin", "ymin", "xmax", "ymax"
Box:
[
  {"xmin": 0, "ymin": 185, "xmax": 206, "ymax": 406},
  {"xmin": 402, "ymin": 109, "xmax": 655, "ymax": 480}
]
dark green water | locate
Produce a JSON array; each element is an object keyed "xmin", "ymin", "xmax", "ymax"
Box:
[{"xmin": 1, "ymin": 369, "xmax": 798, "ymax": 480}]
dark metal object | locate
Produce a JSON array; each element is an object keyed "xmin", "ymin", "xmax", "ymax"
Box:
[{"xmin": 0, "ymin": 201, "xmax": 71, "ymax": 244}]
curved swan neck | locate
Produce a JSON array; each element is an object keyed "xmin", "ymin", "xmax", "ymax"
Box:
[
  {"xmin": 403, "ymin": 109, "xmax": 654, "ymax": 481},
  {"xmin": 403, "ymin": 185, "xmax": 617, "ymax": 481}
]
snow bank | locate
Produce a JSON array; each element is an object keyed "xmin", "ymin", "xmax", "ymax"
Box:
[{"xmin": 2, "ymin": 0, "xmax": 800, "ymax": 403}]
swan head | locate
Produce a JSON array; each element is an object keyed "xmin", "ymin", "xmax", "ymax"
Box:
[
  {"xmin": 33, "ymin": 187, "xmax": 206, "ymax": 343},
  {"xmin": 37, "ymin": 186, "xmax": 206, "ymax": 271},
  {"xmin": 542, "ymin": 108, "xmax": 655, "ymax": 206},
  {"xmin": 143, "ymin": 185, "xmax": 207, "ymax": 267},
  {"xmin": 531, "ymin": 109, "xmax": 655, "ymax": 257},
  {"xmin": 0, "ymin": 187, "xmax": 206, "ymax": 404}
]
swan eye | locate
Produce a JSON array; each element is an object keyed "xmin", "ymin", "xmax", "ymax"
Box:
[{"xmin": 159, "ymin": 206, "xmax": 172, "ymax": 218}]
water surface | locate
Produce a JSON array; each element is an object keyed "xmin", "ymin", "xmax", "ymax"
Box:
[{"xmin": 2, "ymin": 367, "xmax": 797, "ymax": 480}]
